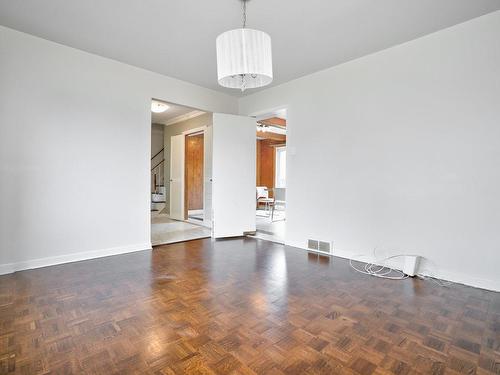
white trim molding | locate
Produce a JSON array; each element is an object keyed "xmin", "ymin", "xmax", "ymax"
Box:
[
  {"xmin": 0, "ymin": 243, "xmax": 152, "ymax": 275},
  {"xmin": 164, "ymin": 110, "xmax": 206, "ymax": 126}
]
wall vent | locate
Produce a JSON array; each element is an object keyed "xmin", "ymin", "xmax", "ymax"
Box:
[
  {"xmin": 318, "ymin": 241, "xmax": 332, "ymax": 253},
  {"xmin": 307, "ymin": 239, "xmax": 319, "ymax": 250},
  {"xmin": 308, "ymin": 239, "xmax": 333, "ymax": 255}
]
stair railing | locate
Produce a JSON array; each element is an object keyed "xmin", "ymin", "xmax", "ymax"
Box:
[{"xmin": 151, "ymin": 148, "xmax": 165, "ymax": 194}]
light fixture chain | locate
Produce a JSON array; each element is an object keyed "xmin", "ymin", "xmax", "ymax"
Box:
[{"xmin": 242, "ymin": 0, "xmax": 247, "ymax": 28}]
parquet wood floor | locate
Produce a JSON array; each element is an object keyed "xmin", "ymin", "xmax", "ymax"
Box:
[{"xmin": 0, "ymin": 238, "xmax": 499, "ymax": 374}]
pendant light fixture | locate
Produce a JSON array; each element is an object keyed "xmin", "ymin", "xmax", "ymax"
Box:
[{"xmin": 216, "ymin": 0, "xmax": 273, "ymax": 92}]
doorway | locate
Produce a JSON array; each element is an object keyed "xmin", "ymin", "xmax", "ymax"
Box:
[
  {"xmin": 150, "ymin": 99, "xmax": 258, "ymax": 244},
  {"xmin": 252, "ymin": 109, "xmax": 287, "ymax": 244},
  {"xmin": 150, "ymin": 99, "xmax": 211, "ymax": 246}
]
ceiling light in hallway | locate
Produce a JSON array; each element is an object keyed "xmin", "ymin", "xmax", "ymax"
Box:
[{"xmin": 151, "ymin": 100, "xmax": 169, "ymax": 113}]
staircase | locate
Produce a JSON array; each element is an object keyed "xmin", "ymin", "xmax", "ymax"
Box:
[
  {"xmin": 151, "ymin": 186, "xmax": 166, "ymax": 211},
  {"xmin": 151, "ymin": 147, "xmax": 166, "ymax": 211}
]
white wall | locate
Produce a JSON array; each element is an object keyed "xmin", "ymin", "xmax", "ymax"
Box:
[
  {"xmin": 0, "ymin": 26, "xmax": 238, "ymax": 273},
  {"xmin": 239, "ymin": 11, "xmax": 500, "ymax": 291}
]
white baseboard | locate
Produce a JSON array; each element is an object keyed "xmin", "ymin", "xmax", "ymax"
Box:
[
  {"xmin": 0, "ymin": 243, "xmax": 152, "ymax": 275},
  {"xmin": 285, "ymin": 240, "xmax": 500, "ymax": 292},
  {"xmin": 418, "ymin": 269, "xmax": 500, "ymax": 293}
]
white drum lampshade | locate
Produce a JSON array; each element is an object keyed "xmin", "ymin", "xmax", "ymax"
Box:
[{"xmin": 216, "ymin": 28, "xmax": 273, "ymax": 91}]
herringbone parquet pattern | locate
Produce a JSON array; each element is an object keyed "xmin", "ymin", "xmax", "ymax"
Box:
[{"xmin": 0, "ymin": 238, "xmax": 499, "ymax": 374}]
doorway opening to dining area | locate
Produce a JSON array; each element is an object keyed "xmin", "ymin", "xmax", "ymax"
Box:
[{"xmin": 252, "ymin": 109, "xmax": 287, "ymax": 244}]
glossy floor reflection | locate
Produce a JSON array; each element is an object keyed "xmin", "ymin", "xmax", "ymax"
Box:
[{"xmin": 0, "ymin": 238, "xmax": 499, "ymax": 374}]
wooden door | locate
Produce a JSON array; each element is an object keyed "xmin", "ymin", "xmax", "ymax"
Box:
[
  {"xmin": 185, "ymin": 133, "xmax": 204, "ymax": 211},
  {"xmin": 256, "ymin": 139, "xmax": 276, "ymax": 197}
]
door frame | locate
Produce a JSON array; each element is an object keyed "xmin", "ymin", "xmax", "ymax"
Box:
[
  {"xmin": 252, "ymin": 106, "xmax": 289, "ymax": 244},
  {"xmin": 178, "ymin": 126, "xmax": 210, "ymax": 227}
]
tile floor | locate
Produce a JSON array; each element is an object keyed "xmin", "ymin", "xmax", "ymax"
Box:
[{"xmin": 151, "ymin": 206, "xmax": 211, "ymax": 246}]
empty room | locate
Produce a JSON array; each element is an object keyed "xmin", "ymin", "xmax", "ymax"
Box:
[{"xmin": 1, "ymin": 1, "xmax": 499, "ymax": 374}]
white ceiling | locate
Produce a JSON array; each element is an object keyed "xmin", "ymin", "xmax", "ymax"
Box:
[{"xmin": 1, "ymin": 0, "xmax": 498, "ymax": 97}]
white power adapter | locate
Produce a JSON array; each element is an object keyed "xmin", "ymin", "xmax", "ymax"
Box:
[{"xmin": 402, "ymin": 255, "xmax": 421, "ymax": 277}]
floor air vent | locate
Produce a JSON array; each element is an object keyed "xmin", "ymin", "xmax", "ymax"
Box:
[
  {"xmin": 308, "ymin": 239, "xmax": 333, "ymax": 255},
  {"xmin": 318, "ymin": 241, "xmax": 331, "ymax": 253},
  {"xmin": 307, "ymin": 239, "xmax": 319, "ymax": 250}
]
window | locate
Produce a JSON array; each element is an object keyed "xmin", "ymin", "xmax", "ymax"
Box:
[{"xmin": 275, "ymin": 146, "xmax": 286, "ymax": 188}]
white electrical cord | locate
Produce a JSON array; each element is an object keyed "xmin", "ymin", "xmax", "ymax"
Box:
[
  {"xmin": 349, "ymin": 249, "xmax": 451, "ymax": 286},
  {"xmin": 349, "ymin": 253, "xmax": 409, "ymax": 280},
  {"xmin": 417, "ymin": 274, "xmax": 453, "ymax": 287}
]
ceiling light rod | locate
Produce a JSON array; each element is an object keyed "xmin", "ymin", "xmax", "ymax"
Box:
[
  {"xmin": 215, "ymin": 0, "xmax": 273, "ymax": 92},
  {"xmin": 242, "ymin": 0, "xmax": 247, "ymax": 28}
]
